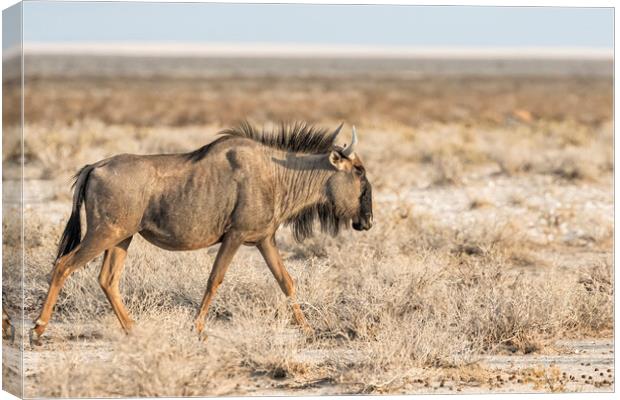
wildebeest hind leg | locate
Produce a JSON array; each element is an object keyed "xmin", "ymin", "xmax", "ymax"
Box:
[
  {"xmin": 99, "ymin": 236, "xmax": 134, "ymax": 333},
  {"xmin": 194, "ymin": 233, "xmax": 242, "ymax": 339},
  {"xmin": 257, "ymin": 235, "xmax": 313, "ymax": 335},
  {"xmin": 30, "ymin": 229, "xmax": 127, "ymax": 345}
]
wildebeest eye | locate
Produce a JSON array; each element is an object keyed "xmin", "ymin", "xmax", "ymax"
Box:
[{"xmin": 353, "ymin": 166, "xmax": 364, "ymax": 177}]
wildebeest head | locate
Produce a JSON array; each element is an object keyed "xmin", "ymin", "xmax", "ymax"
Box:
[{"xmin": 326, "ymin": 127, "xmax": 373, "ymax": 231}]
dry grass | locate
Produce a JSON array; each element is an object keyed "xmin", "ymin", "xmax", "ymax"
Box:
[
  {"xmin": 8, "ymin": 73, "xmax": 612, "ymax": 129},
  {"xmin": 2, "ymin": 57, "xmax": 613, "ymax": 396},
  {"xmin": 7, "ymin": 201, "xmax": 611, "ymax": 397}
]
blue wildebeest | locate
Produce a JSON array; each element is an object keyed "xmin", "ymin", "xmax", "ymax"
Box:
[{"xmin": 31, "ymin": 122, "xmax": 373, "ymax": 344}]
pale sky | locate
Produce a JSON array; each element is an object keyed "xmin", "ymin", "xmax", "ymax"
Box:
[{"xmin": 3, "ymin": 1, "xmax": 615, "ymax": 50}]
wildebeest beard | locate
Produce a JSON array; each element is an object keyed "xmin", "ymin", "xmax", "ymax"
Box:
[{"xmin": 286, "ymin": 202, "xmax": 352, "ymax": 242}]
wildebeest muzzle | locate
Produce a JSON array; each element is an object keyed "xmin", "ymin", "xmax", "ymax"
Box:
[{"xmin": 353, "ymin": 179, "xmax": 373, "ymax": 231}]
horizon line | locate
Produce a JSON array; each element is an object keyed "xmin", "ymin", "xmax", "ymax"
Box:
[{"xmin": 4, "ymin": 42, "xmax": 613, "ymax": 60}]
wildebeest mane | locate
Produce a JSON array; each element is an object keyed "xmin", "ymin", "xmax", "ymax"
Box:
[
  {"xmin": 188, "ymin": 121, "xmax": 342, "ymax": 162},
  {"xmin": 223, "ymin": 121, "xmax": 341, "ymax": 154},
  {"xmin": 286, "ymin": 202, "xmax": 350, "ymax": 242}
]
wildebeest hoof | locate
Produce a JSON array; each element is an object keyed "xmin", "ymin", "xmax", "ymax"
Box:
[
  {"xmin": 198, "ymin": 331, "xmax": 209, "ymax": 343},
  {"xmin": 301, "ymin": 326, "xmax": 316, "ymax": 339},
  {"xmin": 29, "ymin": 329, "xmax": 42, "ymax": 347}
]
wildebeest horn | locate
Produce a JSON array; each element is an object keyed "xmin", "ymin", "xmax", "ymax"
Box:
[
  {"xmin": 333, "ymin": 122, "xmax": 344, "ymax": 136},
  {"xmin": 342, "ymin": 126, "xmax": 358, "ymax": 157}
]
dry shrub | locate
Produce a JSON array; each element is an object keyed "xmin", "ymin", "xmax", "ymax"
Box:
[
  {"xmin": 474, "ymin": 119, "xmax": 611, "ymax": 184},
  {"xmin": 23, "ymin": 121, "xmax": 222, "ymax": 177},
  {"xmin": 33, "ymin": 317, "xmax": 237, "ymax": 397},
  {"xmin": 564, "ymin": 262, "xmax": 613, "ymax": 335},
  {"xmin": 469, "ymin": 197, "xmax": 494, "ymax": 210},
  {"xmin": 431, "ymin": 155, "xmax": 464, "ymax": 186},
  {"xmin": 519, "ymin": 365, "xmax": 566, "ymax": 392},
  {"xmin": 2, "ymin": 125, "xmax": 22, "ymax": 167},
  {"xmin": 32, "ymin": 308, "xmax": 318, "ymax": 397},
  {"xmin": 230, "ymin": 318, "xmax": 310, "ymax": 380}
]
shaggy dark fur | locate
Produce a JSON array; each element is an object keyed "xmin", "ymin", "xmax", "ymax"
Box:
[
  {"xmin": 188, "ymin": 121, "xmax": 343, "ymax": 161},
  {"xmin": 286, "ymin": 202, "xmax": 349, "ymax": 242}
]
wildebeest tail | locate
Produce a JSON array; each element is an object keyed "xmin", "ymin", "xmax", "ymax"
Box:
[{"xmin": 56, "ymin": 164, "xmax": 95, "ymax": 261}]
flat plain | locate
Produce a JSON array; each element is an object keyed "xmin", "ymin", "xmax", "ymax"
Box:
[{"xmin": 2, "ymin": 55, "xmax": 613, "ymax": 396}]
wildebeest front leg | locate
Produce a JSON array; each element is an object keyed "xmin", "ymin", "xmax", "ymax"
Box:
[
  {"xmin": 194, "ymin": 233, "xmax": 242, "ymax": 339},
  {"xmin": 257, "ymin": 235, "xmax": 313, "ymax": 335}
]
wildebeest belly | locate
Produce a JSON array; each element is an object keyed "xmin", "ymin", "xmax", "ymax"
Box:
[
  {"xmin": 139, "ymin": 229, "xmax": 222, "ymax": 251},
  {"xmin": 138, "ymin": 177, "xmax": 237, "ymax": 251}
]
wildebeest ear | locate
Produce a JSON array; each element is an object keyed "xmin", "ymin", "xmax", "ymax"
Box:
[{"xmin": 328, "ymin": 150, "xmax": 347, "ymax": 170}]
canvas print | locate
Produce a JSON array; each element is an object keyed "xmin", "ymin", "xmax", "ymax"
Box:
[{"xmin": 1, "ymin": 1, "xmax": 614, "ymax": 397}]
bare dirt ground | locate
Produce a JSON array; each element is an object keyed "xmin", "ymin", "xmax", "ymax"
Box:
[
  {"xmin": 2, "ymin": 325, "xmax": 614, "ymax": 395},
  {"xmin": 2, "ymin": 55, "xmax": 614, "ymax": 397}
]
